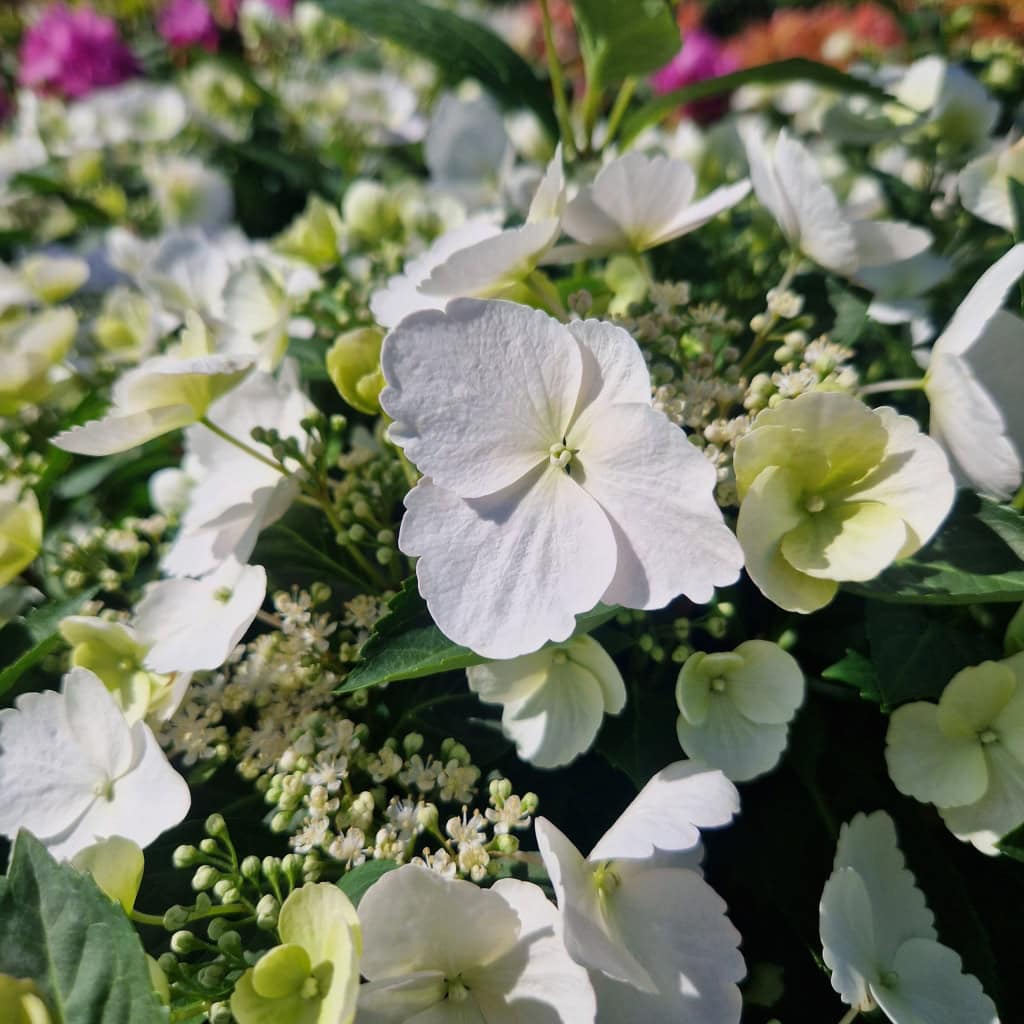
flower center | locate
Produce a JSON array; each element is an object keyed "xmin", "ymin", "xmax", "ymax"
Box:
[
  {"xmin": 446, "ymin": 976, "xmax": 470, "ymax": 1003},
  {"xmin": 710, "ymin": 676, "xmax": 728, "ymax": 694},
  {"xmin": 979, "ymin": 728, "xmax": 999, "ymax": 745},
  {"xmin": 804, "ymin": 494, "xmax": 826, "ymax": 514},
  {"xmin": 300, "ymin": 976, "xmax": 321, "ymax": 1000},
  {"xmin": 593, "ymin": 861, "xmax": 620, "ymax": 897},
  {"xmin": 214, "ymin": 586, "xmax": 233, "ymax": 604},
  {"xmin": 548, "ymin": 441, "xmax": 576, "ymax": 471},
  {"xmin": 93, "ymin": 777, "xmax": 115, "ymax": 800}
]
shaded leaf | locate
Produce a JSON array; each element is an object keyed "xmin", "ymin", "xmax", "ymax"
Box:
[
  {"xmin": 827, "ymin": 279, "xmax": 869, "ymax": 346},
  {"xmin": 572, "ymin": 0, "xmax": 679, "ymax": 87},
  {"xmin": 316, "ymin": 0, "xmax": 556, "ymax": 135},
  {"xmin": 0, "ymin": 831, "xmax": 165, "ymax": 1024},
  {"xmin": 337, "ymin": 859, "xmax": 398, "ymax": 907},
  {"xmin": 821, "ymin": 649, "xmax": 881, "ymax": 703}
]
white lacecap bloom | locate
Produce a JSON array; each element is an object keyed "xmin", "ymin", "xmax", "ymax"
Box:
[
  {"xmin": 740, "ymin": 121, "xmax": 933, "ymax": 279},
  {"xmin": 370, "ymin": 148, "xmax": 565, "ymax": 328},
  {"xmin": 134, "ymin": 556, "xmax": 267, "ymax": 675},
  {"xmin": 467, "ymin": 634, "xmax": 626, "ymax": 769},
  {"xmin": 381, "ymin": 298, "xmax": 743, "ymax": 658},
  {"xmin": 820, "ymin": 811, "xmax": 999, "ymax": 1023},
  {"xmin": 144, "ymin": 155, "xmax": 235, "ymax": 232},
  {"xmin": 62, "ymin": 82, "xmax": 188, "ymax": 153},
  {"xmin": 0, "ymin": 667, "xmax": 190, "ymax": 858},
  {"xmin": 52, "ymin": 312, "xmax": 253, "ymax": 457},
  {"xmin": 161, "ymin": 362, "xmax": 312, "ymax": 578},
  {"xmin": 675, "ymin": 640, "xmax": 805, "ymax": 782},
  {"xmin": 924, "ymin": 243, "xmax": 1024, "ymax": 500},
  {"xmin": 536, "ymin": 761, "xmax": 745, "ymax": 1023},
  {"xmin": 959, "ymin": 137, "xmax": 1024, "ymax": 232},
  {"xmin": 886, "ymin": 654, "xmax": 1024, "ymax": 856},
  {"xmin": 545, "ymin": 150, "xmax": 750, "ymax": 261},
  {"xmin": 357, "ymin": 865, "xmax": 596, "ymax": 1023}
]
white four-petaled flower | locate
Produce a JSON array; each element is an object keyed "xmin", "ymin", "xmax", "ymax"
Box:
[{"xmin": 382, "ymin": 298, "xmax": 743, "ymax": 658}]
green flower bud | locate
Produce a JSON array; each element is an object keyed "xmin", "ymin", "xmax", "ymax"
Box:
[
  {"xmin": 162, "ymin": 905, "xmax": 191, "ymax": 931},
  {"xmin": 192, "ymin": 866, "xmax": 220, "ymax": 891},
  {"xmin": 343, "ymin": 180, "xmax": 399, "ymax": 242},
  {"xmin": 326, "ymin": 327, "xmax": 386, "ymax": 415},
  {"xmin": 205, "ymin": 813, "xmax": 228, "ymax": 838},
  {"xmin": 240, "ymin": 855, "xmax": 262, "ymax": 880},
  {"xmin": 173, "ymin": 845, "xmax": 199, "ymax": 868},
  {"xmin": 170, "ymin": 930, "xmax": 200, "ymax": 955}
]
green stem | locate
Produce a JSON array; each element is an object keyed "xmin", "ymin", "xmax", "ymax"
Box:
[
  {"xmin": 857, "ymin": 377, "xmax": 926, "ymax": 397},
  {"xmin": 739, "ymin": 252, "xmax": 803, "ymax": 372},
  {"xmin": 199, "ymin": 417, "xmax": 291, "ymax": 478},
  {"xmin": 129, "ymin": 909, "xmax": 166, "ymax": 928},
  {"xmin": 603, "ymin": 77, "xmax": 637, "ymax": 150},
  {"xmin": 837, "ymin": 1008, "xmax": 860, "ymax": 1024},
  {"xmin": 526, "ymin": 270, "xmax": 569, "ymax": 321},
  {"xmin": 169, "ymin": 1003, "xmax": 208, "ymax": 1023},
  {"xmin": 538, "ymin": 0, "xmax": 576, "ymax": 160}
]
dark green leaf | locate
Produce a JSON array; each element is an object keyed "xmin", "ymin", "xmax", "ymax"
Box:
[
  {"xmin": 821, "ymin": 649, "xmax": 881, "ymax": 702},
  {"xmin": 848, "ymin": 493, "xmax": 1024, "ymax": 605},
  {"xmin": 315, "ymin": 0, "xmax": 556, "ymax": 136},
  {"xmin": 866, "ymin": 604, "xmax": 999, "ymax": 711},
  {"xmin": 596, "ymin": 675, "xmax": 680, "ymax": 789},
  {"xmin": 0, "ymin": 587, "xmax": 100, "ymax": 699},
  {"xmin": 621, "ymin": 58, "xmax": 896, "ymax": 146},
  {"xmin": 339, "ymin": 576, "xmax": 621, "ymax": 692},
  {"xmin": 572, "ymin": 0, "xmax": 678, "ymax": 87},
  {"xmin": 337, "ymin": 859, "xmax": 398, "ymax": 906},
  {"xmin": 0, "ymin": 831, "xmax": 165, "ymax": 1024},
  {"xmin": 997, "ymin": 821, "xmax": 1024, "ymax": 862},
  {"xmin": 10, "ymin": 173, "xmax": 112, "ymax": 227},
  {"xmin": 1009, "ymin": 176, "xmax": 1024, "ymax": 244}
]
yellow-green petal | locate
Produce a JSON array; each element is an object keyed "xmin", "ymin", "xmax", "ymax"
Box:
[
  {"xmin": 71, "ymin": 836, "xmax": 145, "ymax": 912},
  {"xmin": 937, "ymin": 662, "xmax": 1017, "ymax": 737}
]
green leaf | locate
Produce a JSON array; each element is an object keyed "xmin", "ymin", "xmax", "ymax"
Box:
[
  {"xmin": 338, "ymin": 577, "xmax": 620, "ymax": 693},
  {"xmin": 620, "ymin": 58, "xmax": 896, "ymax": 147},
  {"xmin": 0, "ymin": 587, "xmax": 100, "ymax": 699},
  {"xmin": 572, "ymin": 0, "xmax": 679, "ymax": 87},
  {"xmin": 848, "ymin": 494, "xmax": 1024, "ymax": 605},
  {"xmin": 827, "ymin": 279, "xmax": 870, "ymax": 346},
  {"xmin": 996, "ymin": 821, "xmax": 1024, "ymax": 862},
  {"xmin": 315, "ymin": 0, "xmax": 556, "ymax": 136},
  {"xmin": 336, "ymin": 859, "xmax": 398, "ymax": 907},
  {"xmin": 821, "ymin": 649, "xmax": 881, "ymax": 702},
  {"xmin": 865, "ymin": 604, "xmax": 999, "ymax": 711},
  {"xmin": 0, "ymin": 831, "xmax": 165, "ymax": 1024}
]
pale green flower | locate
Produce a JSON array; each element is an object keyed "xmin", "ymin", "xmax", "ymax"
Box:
[
  {"xmin": 231, "ymin": 883, "xmax": 361, "ymax": 1024},
  {"xmin": 0, "ymin": 976, "xmax": 51, "ymax": 1024},
  {"xmin": 0, "ymin": 308, "xmax": 77, "ymax": 414},
  {"xmin": 276, "ymin": 196, "xmax": 344, "ymax": 269},
  {"xmin": 0, "ymin": 483, "xmax": 42, "ymax": 589},
  {"xmin": 71, "ymin": 836, "xmax": 145, "ymax": 912},
  {"xmin": 886, "ymin": 654, "xmax": 1024, "ymax": 855},
  {"xmin": 326, "ymin": 327, "xmax": 385, "ymax": 415},
  {"xmin": 734, "ymin": 391, "xmax": 954, "ymax": 613}
]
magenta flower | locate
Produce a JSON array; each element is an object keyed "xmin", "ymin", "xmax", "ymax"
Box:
[
  {"xmin": 650, "ymin": 28, "xmax": 738, "ymax": 123},
  {"xmin": 263, "ymin": 0, "xmax": 295, "ymax": 16},
  {"xmin": 158, "ymin": 0, "xmax": 219, "ymax": 52},
  {"xmin": 18, "ymin": 4, "xmax": 138, "ymax": 100}
]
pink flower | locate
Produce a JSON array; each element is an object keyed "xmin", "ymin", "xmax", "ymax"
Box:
[
  {"xmin": 18, "ymin": 4, "xmax": 138, "ymax": 100},
  {"xmin": 158, "ymin": 0, "xmax": 219, "ymax": 52},
  {"xmin": 263, "ymin": 0, "xmax": 295, "ymax": 16},
  {"xmin": 650, "ymin": 28, "xmax": 738, "ymax": 123}
]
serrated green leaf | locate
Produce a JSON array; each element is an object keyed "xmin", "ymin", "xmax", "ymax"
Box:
[
  {"xmin": 821, "ymin": 649, "xmax": 881, "ymax": 702},
  {"xmin": 337, "ymin": 859, "xmax": 398, "ymax": 907},
  {"xmin": 865, "ymin": 604, "xmax": 999, "ymax": 711},
  {"xmin": 0, "ymin": 831, "xmax": 165, "ymax": 1024},
  {"xmin": 0, "ymin": 587, "xmax": 100, "ymax": 699},
  {"xmin": 572, "ymin": 0, "xmax": 679, "ymax": 87},
  {"xmin": 620, "ymin": 58, "xmax": 896, "ymax": 147},
  {"xmin": 315, "ymin": 0, "xmax": 556, "ymax": 136},
  {"xmin": 848, "ymin": 493, "xmax": 1024, "ymax": 605},
  {"xmin": 338, "ymin": 577, "xmax": 621, "ymax": 692}
]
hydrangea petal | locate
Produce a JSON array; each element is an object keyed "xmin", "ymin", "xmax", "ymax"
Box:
[
  {"xmin": 567, "ymin": 318, "xmax": 651, "ymax": 412},
  {"xmin": 871, "ymin": 938, "xmax": 999, "ymax": 1024},
  {"xmin": 587, "ymin": 760, "xmax": 739, "ymax": 863},
  {"xmin": 565, "ymin": 635, "xmax": 627, "ymax": 715},
  {"xmin": 568, "ymin": 403, "xmax": 742, "ymax": 609},
  {"xmin": 63, "ymin": 666, "xmax": 136, "ymax": 780},
  {"xmin": 940, "ymin": 743, "xmax": 1024, "ymax": 855},
  {"xmin": 726, "ymin": 640, "xmax": 804, "ymax": 725},
  {"xmin": 937, "ymin": 661, "xmax": 1016, "ymax": 736},
  {"xmin": 534, "ymin": 818, "xmax": 657, "ymax": 992},
  {"xmin": 357, "ymin": 973, "xmax": 448, "ymax": 1024},
  {"xmin": 398, "ymin": 472, "xmax": 616, "ymax": 659},
  {"xmin": 381, "ymin": 299, "xmax": 583, "ymax": 499},
  {"xmin": 649, "ymin": 180, "xmax": 752, "ymax": 248},
  {"xmin": 886, "ymin": 701, "xmax": 988, "ymax": 807},
  {"xmin": 819, "ymin": 867, "xmax": 876, "ymax": 1010},
  {"xmin": 52, "ymin": 404, "xmax": 198, "ymax": 456},
  {"xmin": 779, "ymin": 500, "xmax": 908, "ymax": 583},
  {"xmin": 850, "ymin": 220, "xmax": 932, "ymax": 269},
  {"xmin": 736, "ymin": 466, "xmax": 838, "ymax": 613},
  {"xmin": 676, "ymin": 698, "xmax": 789, "ymax": 782}
]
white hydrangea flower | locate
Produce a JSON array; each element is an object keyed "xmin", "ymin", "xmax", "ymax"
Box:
[
  {"xmin": 382, "ymin": 299, "xmax": 743, "ymax": 658},
  {"xmin": 536, "ymin": 761, "xmax": 744, "ymax": 1024},
  {"xmin": 548, "ymin": 151, "xmax": 750, "ymax": 260},
  {"xmin": 886, "ymin": 655, "xmax": 1024, "ymax": 856},
  {"xmin": 63, "ymin": 82, "xmax": 188, "ymax": 151},
  {"xmin": 675, "ymin": 640, "xmax": 805, "ymax": 782},
  {"xmin": 52, "ymin": 312, "xmax": 253, "ymax": 457},
  {"xmin": 144, "ymin": 154, "xmax": 235, "ymax": 232},
  {"xmin": 0, "ymin": 667, "xmax": 190, "ymax": 858},
  {"xmin": 370, "ymin": 149, "xmax": 564, "ymax": 328},
  {"xmin": 357, "ymin": 865, "xmax": 596, "ymax": 1024},
  {"xmin": 924, "ymin": 243, "xmax": 1024, "ymax": 499},
  {"xmin": 959, "ymin": 137, "xmax": 1024, "ymax": 232},
  {"xmin": 740, "ymin": 123, "xmax": 932, "ymax": 278},
  {"xmin": 161, "ymin": 363, "xmax": 312, "ymax": 577},
  {"xmin": 467, "ymin": 634, "xmax": 627, "ymax": 768},
  {"xmin": 820, "ymin": 811, "xmax": 998, "ymax": 1023},
  {"xmin": 134, "ymin": 557, "xmax": 267, "ymax": 674}
]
